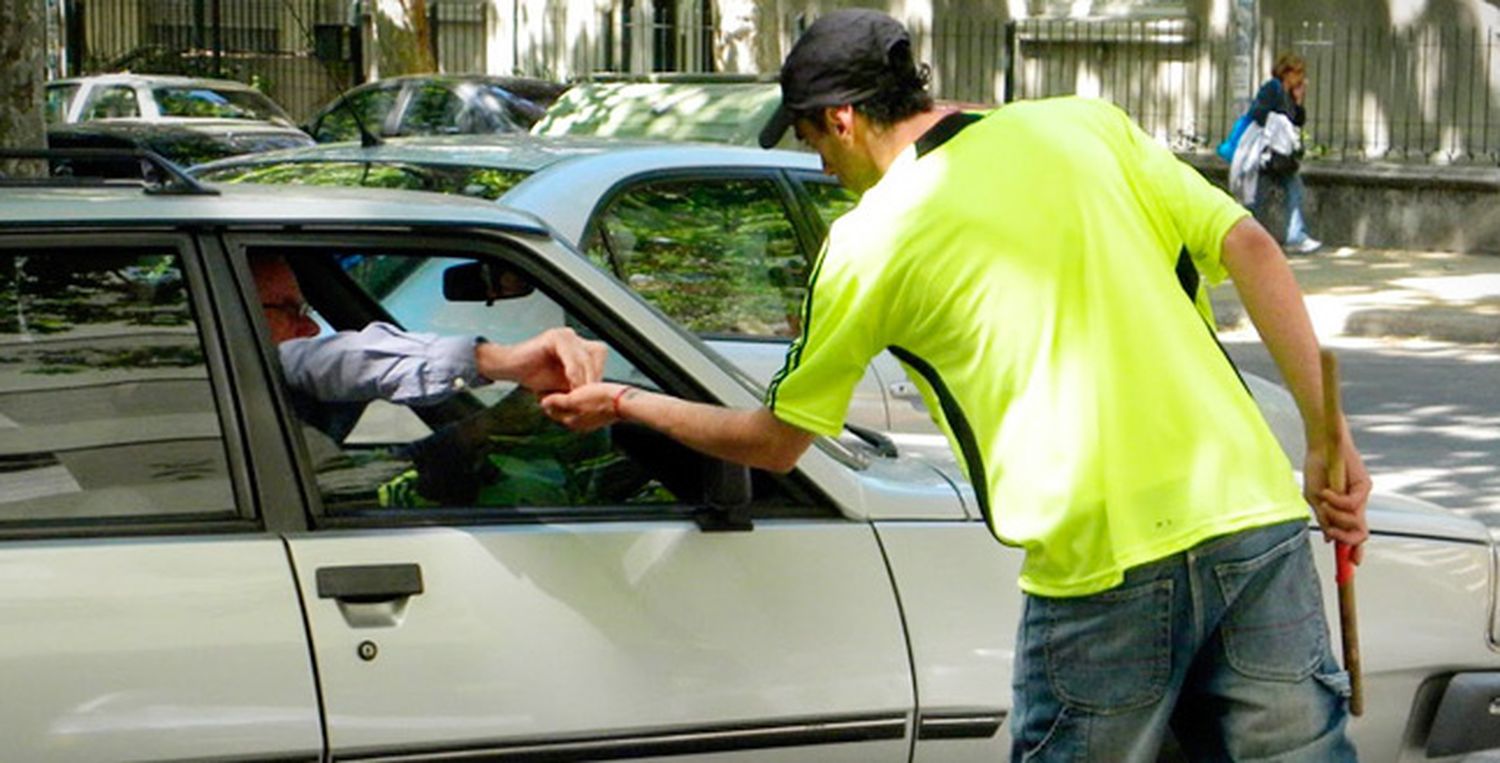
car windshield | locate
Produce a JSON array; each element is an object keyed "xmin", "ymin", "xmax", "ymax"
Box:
[
  {"xmin": 153, "ymin": 87, "xmax": 291, "ymax": 123},
  {"xmin": 196, "ymin": 160, "xmax": 532, "ymax": 201}
]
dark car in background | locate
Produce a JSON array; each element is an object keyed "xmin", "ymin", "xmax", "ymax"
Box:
[
  {"xmin": 304, "ymin": 74, "xmax": 568, "ymax": 142},
  {"xmin": 44, "ymin": 74, "xmax": 314, "ymax": 174}
]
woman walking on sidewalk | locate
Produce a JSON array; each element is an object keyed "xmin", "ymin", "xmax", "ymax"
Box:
[{"xmin": 1251, "ymin": 52, "xmax": 1322, "ymax": 254}]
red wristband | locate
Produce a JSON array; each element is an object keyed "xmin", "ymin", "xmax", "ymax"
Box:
[{"xmin": 611, "ymin": 385, "xmax": 632, "ymax": 419}]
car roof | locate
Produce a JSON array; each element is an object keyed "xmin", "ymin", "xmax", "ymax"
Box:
[
  {"xmin": 188, "ymin": 133, "xmax": 827, "ymax": 244},
  {"xmin": 0, "ymin": 183, "xmax": 549, "ymax": 234},
  {"xmin": 47, "ymin": 73, "xmax": 264, "ymax": 91},
  {"xmin": 193, "ymin": 132, "xmax": 822, "ymax": 176}
]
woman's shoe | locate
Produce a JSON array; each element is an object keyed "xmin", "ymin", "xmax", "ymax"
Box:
[{"xmin": 1286, "ymin": 237, "xmax": 1322, "ymax": 254}]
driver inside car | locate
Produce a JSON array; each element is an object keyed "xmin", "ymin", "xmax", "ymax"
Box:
[{"xmin": 250, "ymin": 253, "xmax": 615, "ymax": 507}]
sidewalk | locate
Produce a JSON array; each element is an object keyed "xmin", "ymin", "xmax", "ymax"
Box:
[{"xmin": 1211, "ymin": 246, "xmax": 1500, "ymax": 345}]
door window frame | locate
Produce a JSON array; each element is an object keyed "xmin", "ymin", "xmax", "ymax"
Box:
[
  {"xmin": 581, "ymin": 167, "xmax": 825, "ymax": 342},
  {"xmin": 220, "ymin": 227, "xmax": 840, "ymax": 530}
]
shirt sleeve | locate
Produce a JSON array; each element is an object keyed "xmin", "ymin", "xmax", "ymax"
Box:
[
  {"xmin": 1123, "ymin": 108, "xmax": 1250, "ymax": 286},
  {"xmin": 278, "ymin": 322, "xmax": 487, "ymax": 406},
  {"xmin": 764, "ymin": 234, "xmax": 887, "ymax": 437}
]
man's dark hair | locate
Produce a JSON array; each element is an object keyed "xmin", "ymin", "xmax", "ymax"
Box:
[
  {"xmin": 792, "ymin": 40, "xmax": 933, "ymax": 130},
  {"xmin": 853, "ymin": 40, "xmax": 934, "ymax": 125}
]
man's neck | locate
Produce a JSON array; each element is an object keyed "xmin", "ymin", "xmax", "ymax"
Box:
[{"xmin": 868, "ymin": 109, "xmax": 955, "ymax": 176}]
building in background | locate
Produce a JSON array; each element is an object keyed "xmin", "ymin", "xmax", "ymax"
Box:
[{"xmin": 46, "ymin": 0, "xmax": 1500, "ymax": 163}]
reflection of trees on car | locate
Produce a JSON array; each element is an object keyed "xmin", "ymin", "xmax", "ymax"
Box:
[
  {"xmin": 589, "ymin": 178, "xmax": 807, "ymax": 337},
  {"xmin": 0, "ymin": 253, "xmax": 191, "ymax": 335},
  {"xmin": 0, "ymin": 250, "xmax": 232, "ymax": 522},
  {"xmin": 153, "ymin": 87, "xmax": 288, "ymax": 123},
  {"xmin": 201, "ymin": 161, "xmax": 530, "ymax": 200}
]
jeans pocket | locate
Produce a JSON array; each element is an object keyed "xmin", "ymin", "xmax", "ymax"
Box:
[
  {"xmin": 1215, "ymin": 528, "xmax": 1326, "ymax": 681},
  {"xmin": 1041, "ymin": 578, "xmax": 1173, "ymax": 713}
]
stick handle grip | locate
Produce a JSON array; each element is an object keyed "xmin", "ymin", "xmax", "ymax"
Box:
[{"xmin": 1321, "ymin": 349, "xmax": 1363, "ymax": 717}]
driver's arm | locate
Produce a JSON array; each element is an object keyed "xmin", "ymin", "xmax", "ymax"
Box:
[{"xmin": 282, "ymin": 323, "xmax": 604, "ymax": 405}]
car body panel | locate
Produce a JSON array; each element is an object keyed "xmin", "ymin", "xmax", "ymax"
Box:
[
  {"xmin": 0, "ymin": 537, "xmax": 322, "ymax": 761},
  {"xmin": 288, "ymin": 523, "xmax": 913, "ymax": 759}
]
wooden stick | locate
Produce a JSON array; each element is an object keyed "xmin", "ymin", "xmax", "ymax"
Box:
[{"xmin": 1321, "ymin": 348, "xmax": 1363, "ymax": 717}]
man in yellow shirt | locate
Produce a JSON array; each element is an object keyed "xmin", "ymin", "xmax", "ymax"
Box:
[{"xmin": 543, "ymin": 9, "xmax": 1369, "ymax": 759}]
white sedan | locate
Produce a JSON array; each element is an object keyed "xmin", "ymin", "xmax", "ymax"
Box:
[{"xmin": 0, "ymin": 171, "xmax": 1494, "ymax": 761}]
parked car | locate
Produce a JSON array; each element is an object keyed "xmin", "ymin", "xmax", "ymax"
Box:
[
  {"xmin": 0, "ymin": 164, "xmax": 1496, "ymax": 762},
  {"xmin": 191, "ymin": 134, "xmax": 1307, "ymax": 462},
  {"xmin": 43, "ymin": 73, "xmax": 314, "ymax": 168},
  {"xmin": 304, "ymin": 74, "xmax": 569, "ymax": 143}
]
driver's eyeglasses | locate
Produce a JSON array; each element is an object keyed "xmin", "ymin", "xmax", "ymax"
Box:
[{"xmin": 262, "ymin": 300, "xmax": 312, "ymax": 319}]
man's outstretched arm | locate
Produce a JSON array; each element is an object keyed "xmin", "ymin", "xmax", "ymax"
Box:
[
  {"xmin": 542, "ymin": 383, "xmax": 816, "ymax": 473},
  {"xmin": 1220, "ymin": 217, "xmax": 1370, "ymax": 559}
]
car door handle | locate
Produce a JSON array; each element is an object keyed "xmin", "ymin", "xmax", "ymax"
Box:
[
  {"xmin": 889, "ymin": 381, "xmax": 922, "ymax": 400},
  {"xmin": 317, "ymin": 563, "xmax": 424, "ymax": 604}
]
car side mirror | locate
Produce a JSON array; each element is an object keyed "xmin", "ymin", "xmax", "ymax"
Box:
[
  {"xmin": 442, "ymin": 261, "xmax": 535, "ymax": 305},
  {"xmin": 694, "ymin": 458, "xmax": 752, "ymax": 532}
]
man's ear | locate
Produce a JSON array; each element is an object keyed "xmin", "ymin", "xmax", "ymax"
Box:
[{"xmin": 824, "ymin": 104, "xmax": 858, "ymax": 139}]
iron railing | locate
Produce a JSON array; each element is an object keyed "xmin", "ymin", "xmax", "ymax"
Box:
[{"xmin": 1000, "ymin": 17, "xmax": 1500, "ymax": 164}]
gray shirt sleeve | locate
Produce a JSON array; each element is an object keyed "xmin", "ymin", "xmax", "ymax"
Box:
[{"xmin": 278, "ymin": 322, "xmax": 488, "ymax": 406}]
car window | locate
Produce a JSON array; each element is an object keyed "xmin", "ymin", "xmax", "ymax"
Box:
[
  {"xmin": 801, "ymin": 177, "xmax": 860, "ymax": 228},
  {"xmin": 476, "ymin": 86, "xmax": 540, "ymax": 130},
  {"xmin": 314, "ymin": 86, "xmax": 399, "ymax": 142},
  {"xmin": 82, "ymin": 86, "xmax": 140, "ymax": 119},
  {"xmin": 153, "ymin": 87, "xmax": 290, "ymax": 123},
  {"xmin": 246, "ymin": 246, "xmax": 816, "ymax": 517},
  {"xmin": 197, "ymin": 160, "xmax": 437, "ymax": 192},
  {"xmin": 585, "ymin": 177, "xmax": 806, "ymax": 338},
  {"xmin": 0, "ymin": 247, "xmax": 237, "ymax": 526},
  {"xmin": 401, "ymin": 83, "xmax": 466, "ymax": 135},
  {"xmin": 45, "ymin": 84, "xmax": 80, "ymax": 124}
]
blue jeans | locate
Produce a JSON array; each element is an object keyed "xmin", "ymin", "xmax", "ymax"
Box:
[
  {"xmin": 1010, "ymin": 520, "xmax": 1356, "ymax": 762},
  {"xmin": 1252, "ymin": 171, "xmax": 1312, "ymax": 246}
]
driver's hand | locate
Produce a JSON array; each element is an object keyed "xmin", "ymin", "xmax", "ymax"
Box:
[
  {"xmin": 1303, "ymin": 420, "xmax": 1371, "ymax": 564},
  {"xmin": 541, "ymin": 382, "xmax": 627, "ymax": 433},
  {"xmin": 480, "ymin": 328, "xmax": 606, "ymax": 394}
]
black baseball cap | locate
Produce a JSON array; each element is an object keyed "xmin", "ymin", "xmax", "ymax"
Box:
[{"xmin": 758, "ymin": 10, "xmax": 914, "ymax": 149}]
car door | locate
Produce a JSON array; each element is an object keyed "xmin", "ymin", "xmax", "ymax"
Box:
[
  {"xmin": 581, "ymin": 170, "xmax": 894, "ymax": 432},
  {"xmin": 0, "ymin": 232, "xmax": 321, "ymax": 762},
  {"xmin": 230, "ymin": 231, "xmax": 916, "ymax": 761}
]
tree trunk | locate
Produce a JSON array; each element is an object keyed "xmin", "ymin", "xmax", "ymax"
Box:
[
  {"xmin": 374, "ymin": 0, "xmax": 437, "ymax": 76},
  {"xmin": 0, "ymin": 0, "xmax": 47, "ymax": 178}
]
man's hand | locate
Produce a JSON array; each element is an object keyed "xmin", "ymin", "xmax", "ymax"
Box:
[
  {"xmin": 479, "ymin": 327, "xmax": 606, "ymax": 394},
  {"xmin": 1303, "ymin": 419, "xmax": 1371, "ymax": 564},
  {"xmin": 541, "ymin": 382, "xmax": 629, "ymax": 433}
]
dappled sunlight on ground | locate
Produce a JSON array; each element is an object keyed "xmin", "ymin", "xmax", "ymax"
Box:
[
  {"xmin": 1213, "ymin": 247, "xmax": 1500, "ymax": 344},
  {"xmin": 1226, "ymin": 339, "xmax": 1500, "ymax": 524}
]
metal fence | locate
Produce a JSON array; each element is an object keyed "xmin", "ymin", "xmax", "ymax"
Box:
[
  {"xmin": 67, "ymin": 0, "xmax": 358, "ymax": 121},
  {"xmin": 999, "ymin": 17, "xmax": 1500, "ymax": 164},
  {"xmin": 55, "ymin": 3, "xmax": 1500, "ymax": 163}
]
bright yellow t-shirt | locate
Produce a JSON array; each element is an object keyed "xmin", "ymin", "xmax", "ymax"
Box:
[{"xmin": 767, "ymin": 97, "xmax": 1307, "ymax": 597}]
